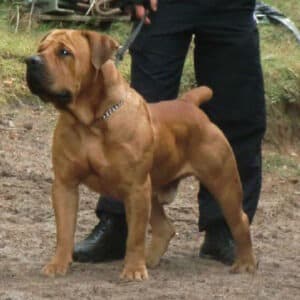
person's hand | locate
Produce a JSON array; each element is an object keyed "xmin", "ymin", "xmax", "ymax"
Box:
[
  {"xmin": 135, "ymin": 0, "xmax": 158, "ymax": 24},
  {"xmin": 120, "ymin": 0, "xmax": 158, "ymax": 24}
]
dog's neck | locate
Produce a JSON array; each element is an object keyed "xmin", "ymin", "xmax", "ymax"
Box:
[
  {"xmin": 66, "ymin": 61, "xmax": 137, "ymax": 127},
  {"xmin": 100, "ymin": 99, "xmax": 125, "ymax": 121},
  {"xmin": 67, "ymin": 91, "xmax": 101, "ymax": 126},
  {"xmin": 93, "ymin": 63, "xmax": 131, "ymax": 124},
  {"xmin": 67, "ymin": 80, "xmax": 127, "ymax": 127}
]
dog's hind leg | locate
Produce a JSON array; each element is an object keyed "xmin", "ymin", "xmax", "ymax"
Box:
[
  {"xmin": 146, "ymin": 186, "xmax": 178, "ymax": 268},
  {"xmin": 146, "ymin": 191, "xmax": 176, "ymax": 268},
  {"xmin": 191, "ymin": 125, "xmax": 257, "ymax": 273}
]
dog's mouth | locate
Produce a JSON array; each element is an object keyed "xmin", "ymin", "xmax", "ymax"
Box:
[
  {"xmin": 25, "ymin": 57, "xmax": 72, "ymax": 109},
  {"xmin": 50, "ymin": 90, "xmax": 73, "ymax": 110},
  {"xmin": 27, "ymin": 72, "xmax": 72, "ymax": 109}
]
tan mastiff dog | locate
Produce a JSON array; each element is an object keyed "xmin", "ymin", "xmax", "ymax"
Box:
[{"xmin": 25, "ymin": 29, "xmax": 257, "ymax": 280}]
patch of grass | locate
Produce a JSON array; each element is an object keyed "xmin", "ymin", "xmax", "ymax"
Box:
[
  {"xmin": 260, "ymin": 0, "xmax": 300, "ymax": 107},
  {"xmin": 0, "ymin": 4, "xmax": 48, "ymax": 104},
  {"xmin": 263, "ymin": 151, "xmax": 300, "ymax": 178},
  {"xmin": 255, "ymin": 1, "xmax": 300, "ymax": 145},
  {"xmin": 180, "ymin": 45, "xmax": 195, "ymax": 93}
]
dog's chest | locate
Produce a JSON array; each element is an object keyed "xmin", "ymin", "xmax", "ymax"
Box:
[
  {"xmin": 82, "ymin": 156, "xmax": 124, "ymax": 197},
  {"xmin": 81, "ymin": 140, "xmax": 136, "ymax": 197}
]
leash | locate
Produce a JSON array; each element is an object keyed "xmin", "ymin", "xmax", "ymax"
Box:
[
  {"xmin": 115, "ymin": 13, "xmax": 147, "ymax": 66},
  {"xmin": 102, "ymin": 11, "xmax": 148, "ymax": 121},
  {"xmin": 101, "ymin": 14, "xmax": 146, "ymax": 121},
  {"xmin": 255, "ymin": 1, "xmax": 300, "ymax": 44}
]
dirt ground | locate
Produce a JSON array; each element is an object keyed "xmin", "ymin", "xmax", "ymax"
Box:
[{"xmin": 0, "ymin": 104, "xmax": 299, "ymax": 300}]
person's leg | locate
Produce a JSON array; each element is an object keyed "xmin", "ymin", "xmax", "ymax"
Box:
[
  {"xmin": 74, "ymin": 17, "xmax": 193, "ymax": 262},
  {"xmin": 194, "ymin": 12, "xmax": 266, "ymax": 264}
]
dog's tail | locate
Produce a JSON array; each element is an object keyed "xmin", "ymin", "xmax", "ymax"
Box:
[{"xmin": 180, "ymin": 86, "xmax": 213, "ymax": 106}]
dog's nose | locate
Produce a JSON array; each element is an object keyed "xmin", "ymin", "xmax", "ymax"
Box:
[{"xmin": 25, "ymin": 55, "xmax": 43, "ymax": 66}]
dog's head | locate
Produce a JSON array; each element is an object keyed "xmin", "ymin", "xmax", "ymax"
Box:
[{"xmin": 25, "ymin": 29, "xmax": 119, "ymax": 111}]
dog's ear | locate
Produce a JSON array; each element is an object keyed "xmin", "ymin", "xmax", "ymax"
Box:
[
  {"xmin": 82, "ymin": 31, "xmax": 119, "ymax": 70},
  {"xmin": 40, "ymin": 30, "xmax": 53, "ymax": 43}
]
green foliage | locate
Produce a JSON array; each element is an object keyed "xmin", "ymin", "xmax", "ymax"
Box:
[
  {"xmin": 259, "ymin": 0, "xmax": 300, "ymax": 106},
  {"xmin": 0, "ymin": 3, "xmax": 44, "ymax": 104}
]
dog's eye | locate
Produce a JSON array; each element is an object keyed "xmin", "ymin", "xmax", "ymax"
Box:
[{"xmin": 59, "ymin": 48, "xmax": 71, "ymax": 57}]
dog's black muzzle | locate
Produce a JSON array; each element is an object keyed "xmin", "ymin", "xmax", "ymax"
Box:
[{"xmin": 25, "ymin": 55, "xmax": 72, "ymax": 109}]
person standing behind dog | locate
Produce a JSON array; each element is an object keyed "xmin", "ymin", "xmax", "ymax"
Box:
[{"xmin": 73, "ymin": 0, "xmax": 266, "ymax": 265}]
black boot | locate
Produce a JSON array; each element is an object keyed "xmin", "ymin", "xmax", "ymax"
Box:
[
  {"xmin": 73, "ymin": 213, "xmax": 127, "ymax": 263},
  {"xmin": 199, "ymin": 223, "xmax": 235, "ymax": 265}
]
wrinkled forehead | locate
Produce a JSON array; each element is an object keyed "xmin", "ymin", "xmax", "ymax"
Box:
[{"xmin": 38, "ymin": 30, "xmax": 86, "ymax": 53}]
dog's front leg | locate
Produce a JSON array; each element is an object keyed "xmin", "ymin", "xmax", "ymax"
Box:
[
  {"xmin": 43, "ymin": 179, "xmax": 79, "ymax": 277},
  {"xmin": 120, "ymin": 176, "xmax": 151, "ymax": 281}
]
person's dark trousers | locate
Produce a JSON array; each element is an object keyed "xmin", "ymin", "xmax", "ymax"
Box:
[
  {"xmin": 92, "ymin": 0, "xmax": 266, "ymax": 264},
  {"xmin": 97, "ymin": 0, "xmax": 266, "ymax": 236}
]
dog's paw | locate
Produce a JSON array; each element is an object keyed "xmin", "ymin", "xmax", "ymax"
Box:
[
  {"xmin": 42, "ymin": 259, "xmax": 71, "ymax": 277},
  {"xmin": 230, "ymin": 256, "xmax": 258, "ymax": 274},
  {"xmin": 146, "ymin": 251, "xmax": 161, "ymax": 268},
  {"xmin": 120, "ymin": 264, "xmax": 148, "ymax": 281}
]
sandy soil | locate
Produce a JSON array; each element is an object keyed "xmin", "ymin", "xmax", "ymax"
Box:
[{"xmin": 0, "ymin": 104, "xmax": 299, "ymax": 300}]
